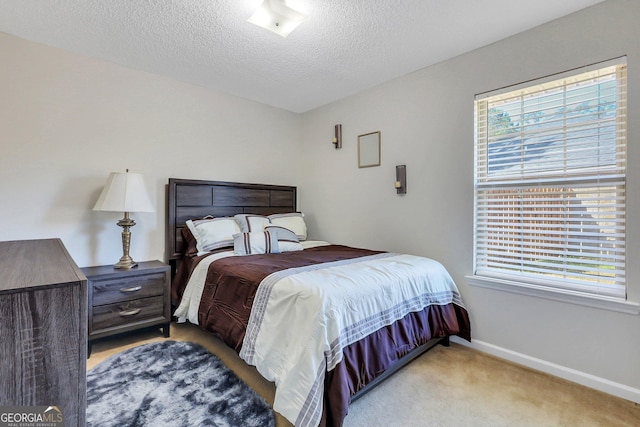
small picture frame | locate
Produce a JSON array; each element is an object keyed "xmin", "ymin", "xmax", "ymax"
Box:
[{"xmin": 358, "ymin": 131, "xmax": 381, "ymax": 168}]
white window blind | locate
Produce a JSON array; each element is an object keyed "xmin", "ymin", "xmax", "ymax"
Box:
[{"xmin": 473, "ymin": 58, "xmax": 627, "ymax": 299}]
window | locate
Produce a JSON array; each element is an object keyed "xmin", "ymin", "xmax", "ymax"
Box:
[{"xmin": 473, "ymin": 58, "xmax": 627, "ymax": 299}]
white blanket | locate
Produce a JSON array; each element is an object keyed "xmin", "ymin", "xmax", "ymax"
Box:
[{"xmin": 239, "ymin": 252, "xmax": 464, "ymax": 427}]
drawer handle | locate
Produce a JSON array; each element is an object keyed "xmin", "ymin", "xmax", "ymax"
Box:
[
  {"xmin": 119, "ymin": 286, "xmax": 142, "ymax": 293},
  {"xmin": 119, "ymin": 308, "xmax": 142, "ymax": 317}
]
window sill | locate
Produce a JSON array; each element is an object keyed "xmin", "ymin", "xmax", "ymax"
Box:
[{"xmin": 465, "ymin": 275, "xmax": 640, "ymax": 315}]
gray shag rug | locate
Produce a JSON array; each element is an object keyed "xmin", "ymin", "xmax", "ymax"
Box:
[{"xmin": 87, "ymin": 340, "xmax": 275, "ymax": 427}]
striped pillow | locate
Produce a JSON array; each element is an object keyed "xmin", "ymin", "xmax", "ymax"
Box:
[
  {"xmin": 263, "ymin": 225, "xmax": 299, "ymax": 242},
  {"xmin": 233, "ymin": 231, "xmax": 280, "ymax": 255},
  {"xmin": 234, "ymin": 214, "xmax": 271, "ymax": 232},
  {"xmin": 263, "ymin": 225, "xmax": 303, "ymax": 252}
]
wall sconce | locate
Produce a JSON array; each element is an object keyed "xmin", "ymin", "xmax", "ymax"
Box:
[
  {"xmin": 395, "ymin": 165, "xmax": 407, "ymax": 194},
  {"xmin": 332, "ymin": 124, "xmax": 342, "ymax": 149}
]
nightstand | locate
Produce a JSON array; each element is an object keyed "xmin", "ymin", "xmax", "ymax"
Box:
[{"xmin": 82, "ymin": 260, "xmax": 170, "ymax": 356}]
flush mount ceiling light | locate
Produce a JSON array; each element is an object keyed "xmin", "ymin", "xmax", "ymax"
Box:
[{"xmin": 248, "ymin": 0, "xmax": 306, "ymax": 38}]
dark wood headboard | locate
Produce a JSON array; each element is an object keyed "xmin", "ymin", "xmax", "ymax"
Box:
[{"xmin": 167, "ymin": 178, "xmax": 297, "ymax": 263}]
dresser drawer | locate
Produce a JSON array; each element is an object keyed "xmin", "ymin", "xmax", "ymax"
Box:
[
  {"xmin": 91, "ymin": 272, "xmax": 166, "ymax": 306},
  {"xmin": 92, "ymin": 295, "xmax": 164, "ymax": 332}
]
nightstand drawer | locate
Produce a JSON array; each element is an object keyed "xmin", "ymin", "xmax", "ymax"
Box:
[
  {"xmin": 92, "ymin": 272, "xmax": 166, "ymax": 306},
  {"xmin": 92, "ymin": 295, "xmax": 164, "ymax": 332},
  {"xmin": 82, "ymin": 260, "xmax": 171, "ymax": 354}
]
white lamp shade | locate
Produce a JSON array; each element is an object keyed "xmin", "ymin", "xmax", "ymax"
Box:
[{"xmin": 93, "ymin": 171, "xmax": 155, "ymax": 213}]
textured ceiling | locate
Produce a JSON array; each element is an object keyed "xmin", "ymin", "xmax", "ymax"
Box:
[{"xmin": 0, "ymin": 0, "xmax": 605, "ymax": 113}]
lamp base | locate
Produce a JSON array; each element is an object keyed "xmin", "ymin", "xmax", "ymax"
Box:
[
  {"xmin": 114, "ymin": 256, "xmax": 138, "ymax": 269},
  {"xmin": 114, "ymin": 213, "xmax": 139, "ymax": 269}
]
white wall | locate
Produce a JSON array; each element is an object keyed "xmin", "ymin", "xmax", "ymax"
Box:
[
  {"xmin": 300, "ymin": 0, "xmax": 640, "ymax": 402},
  {"xmin": 0, "ymin": 32, "xmax": 302, "ymax": 268}
]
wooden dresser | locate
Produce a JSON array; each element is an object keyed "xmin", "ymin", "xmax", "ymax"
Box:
[{"xmin": 0, "ymin": 238, "xmax": 87, "ymax": 426}]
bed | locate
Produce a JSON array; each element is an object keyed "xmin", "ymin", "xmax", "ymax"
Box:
[{"xmin": 167, "ymin": 178, "xmax": 471, "ymax": 427}]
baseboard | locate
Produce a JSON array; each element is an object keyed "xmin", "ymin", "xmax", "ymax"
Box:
[{"xmin": 450, "ymin": 336, "xmax": 640, "ymax": 404}]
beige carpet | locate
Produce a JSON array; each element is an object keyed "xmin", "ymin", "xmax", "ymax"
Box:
[{"xmin": 87, "ymin": 322, "xmax": 639, "ymax": 427}]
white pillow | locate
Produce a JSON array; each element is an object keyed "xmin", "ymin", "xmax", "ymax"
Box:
[
  {"xmin": 268, "ymin": 213, "xmax": 307, "ymax": 240},
  {"xmin": 186, "ymin": 217, "xmax": 240, "ymax": 253},
  {"xmin": 233, "ymin": 231, "xmax": 280, "ymax": 255},
  {"xmin": 234, "ymin": 214, "xmax": 271, "ymax": 233}
]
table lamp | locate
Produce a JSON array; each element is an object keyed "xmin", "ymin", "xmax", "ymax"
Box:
[{"xmin": 93, "ymin": 170, "xmax": 154, "ymax": 269}]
